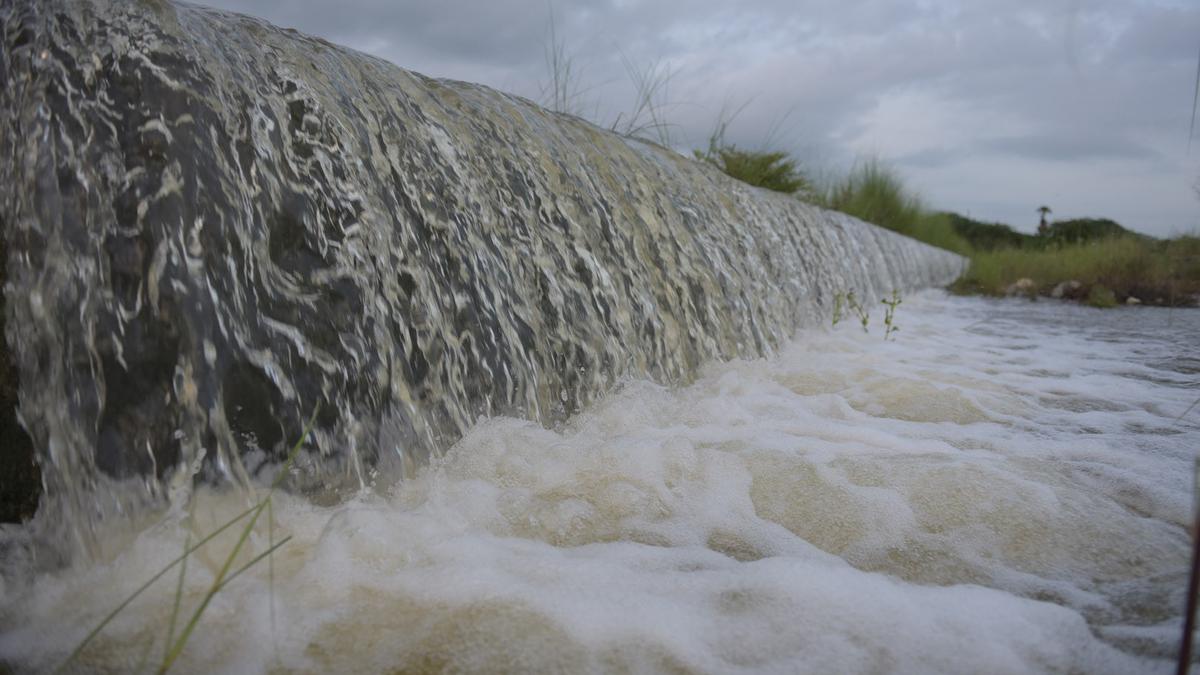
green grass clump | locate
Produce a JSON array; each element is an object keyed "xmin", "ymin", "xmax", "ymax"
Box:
[
  {"xmin": 824, "ymin": 158, "xmax": 920, "ymax": 227},
  {"xmin": 821, "ymin": 159, "xmax": 971, "ymax": 255},
  {"xmin": 1086, "ymin": 285, "xmax": 1118, "ymax": 308},
  {"xmin": 697, "ymin": 145, "xmax": 810, "ymax": 195}
]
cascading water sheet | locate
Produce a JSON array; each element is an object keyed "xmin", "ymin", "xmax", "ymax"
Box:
[{"xmin": 0, "ymin": 0, "xmax": 962, "ymax": 533}]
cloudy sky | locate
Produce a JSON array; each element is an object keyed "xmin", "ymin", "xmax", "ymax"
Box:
[{"xmin": 203, "ymin": 0, "xmax": 1199, "ymax": 237}]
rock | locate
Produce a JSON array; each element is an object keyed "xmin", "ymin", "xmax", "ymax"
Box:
[
  {"xmin": 1005, "ymin": 278, "xmax": 1037, "ymax": 297},
  {"xmin": 1050, "ymin": 280, "xmax": 1083, "ymax": 300}
]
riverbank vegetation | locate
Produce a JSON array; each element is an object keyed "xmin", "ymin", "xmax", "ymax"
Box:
[
  {"xmin": 700, "ymin": 147, "xmax": 1198, "ymax": 308},
  {"xmin": 699, "ymin": 142, "xmax": 1199, "ymax": 307},
  {"xmin": 817, "ymin": 159, "xmax": 972, "ymax": 256},
  {"xmin": 951, "ymin": 234, "xmax": 1200, "ymax": 305}
]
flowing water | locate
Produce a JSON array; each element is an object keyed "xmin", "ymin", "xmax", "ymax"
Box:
[
  {"xmin": 1, "ymin": 0, "xmax": 962, "ymax": 551},
  {"xmin": 1, "ymin": 2, "xmax": 1195, "ymax": 673},
  {"xmin": 1, "ymin": 293, "xmax": 1196, "ymax": 674}
]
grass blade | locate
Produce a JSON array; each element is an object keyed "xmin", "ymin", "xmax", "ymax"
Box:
[
  {"xmin": 55, "ymin": 502, "xmax": 261, "ymax": 672},
  {"xmin": 161, "ymin": 531, "xmax": 191, "ymax": 664},
  {"xmin": 61, "ymin": 404, "xmax": 319, "ymax": 673},
  {"xmin": 214, "ymin": 535, "xmax": 293, "ymax": 594},
  {"xmin": 158, "ymin": 407, "xmax": 318, "ymax": 673}
]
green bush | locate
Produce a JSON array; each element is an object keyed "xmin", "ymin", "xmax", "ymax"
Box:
[
  {"xmin": 1086, "ymin": 285, "xmax": 1118, "ymax": 308},
  {"xmin": 697, "ymin": 145, "xmax": 810, "ymax": 195},
  {"xmin": 824, "ymin": 159, "xmax": 920, "ymax": 226},
  {"xmin": 943, "ymin": 212, "xmax": 1143, "ymax": 252},
  {"xmin": 821, "ymin": 159, "xmax": 971, "ymax": 255},
  {"xmin": 941, "ymin": 212, "xmax": 1033, "ymax": 251},
  {"xmin": 1044, "ymin": 218, "xmax": 1135, "ymax": 246}
]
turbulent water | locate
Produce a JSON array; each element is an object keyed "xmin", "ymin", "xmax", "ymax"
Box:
[
  {"xmin": 0, "ymin": 293, "xmax": 1196, "ymax": 674},
  {"xmin": 2, "ymin": 1, "xmax": 1194, "ymax": 673},
  {"xmin": 0, "ymin": 0, "xmax": 961, "ymax": 546}
]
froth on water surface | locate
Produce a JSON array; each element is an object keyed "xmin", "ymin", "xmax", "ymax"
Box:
[{"xmin": 0, "ymin": 293, "xmax": 1196, "ymax": 673}]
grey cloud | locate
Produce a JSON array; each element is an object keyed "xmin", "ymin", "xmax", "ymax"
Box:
[
  {"xmin": 980, "ymin": 134, "xmax": 1162, "ymax": 162},
  {"xmin": 897, "ymin": 148, "xmax": 960, "ymax": 169}
]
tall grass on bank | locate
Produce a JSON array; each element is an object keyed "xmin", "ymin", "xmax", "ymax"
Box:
[
  {"xmin": 820, "ymin": 159, "xmax": 971, "ymax": 255},
  {"xmin": 693, "ymin": 101, "xmax": 814, "ymax": 196},
  {"xmin": 697, "ymin": 145, "xmax": 810, "ymax": 195},
  {"xmin": 952, "ymin": 235, "xmax": 1200, "ymax": 303},
  {"xmin": 609, "ymin": 54, "xmax": 677, "ymax": 147},
  {"xmin": 811, "ymin": 160, "xmax": 1199, "ymax": 306},
  {"xmin": 539, "ymin": 5, "xmax": 591, "ymax": 117}
]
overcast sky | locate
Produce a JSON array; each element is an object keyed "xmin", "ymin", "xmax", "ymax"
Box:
[{"xmin": 202, "ymin": 0, "xmax": 1199, "ymax": 237}]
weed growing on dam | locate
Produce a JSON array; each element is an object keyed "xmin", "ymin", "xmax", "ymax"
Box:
[
  {"xmin": 831, "ymin": 291, "xmax": 870, "ymax": 332},
  {"xmin": 848, "ymin": 292, "xmax": 870, "ymax": 333},
  {"xmin": 882, "ymin": 290, "xmax": 902, "ymax": 340},
  {"xmin": 696, "ymin": 142, "xmax": 810, "ymax": 195},
  {"xmin": 832, "ymin": 289, "xmax": 903, "ymax": 340},
  {"xmin": 832, "ymin": 292, "xmax": 845, "ymax": 328}
]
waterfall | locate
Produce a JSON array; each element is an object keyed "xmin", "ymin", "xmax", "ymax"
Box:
[{"xmin": 0, "ymin": 0, "xmax": 964, "ymax": 544}]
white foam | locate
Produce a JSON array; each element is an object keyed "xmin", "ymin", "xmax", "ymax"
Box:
[{"xmin": 1, "ymin": 292, "xmax": 1194, "ymax": 673}]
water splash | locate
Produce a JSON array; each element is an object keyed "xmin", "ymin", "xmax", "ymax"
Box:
[{"xmin": 0, "ymin": 293, "xmax": 1192, "ymax": 673}]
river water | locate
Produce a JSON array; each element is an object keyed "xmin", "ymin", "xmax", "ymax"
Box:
[{"xmin": 1, "ymin": 292, "xmax": 1197, "ymax": 674}]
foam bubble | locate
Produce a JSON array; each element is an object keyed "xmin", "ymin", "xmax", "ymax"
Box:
[{"xmin": 1, "ymin": 293, "xmax": 1193, "ymax": 673}]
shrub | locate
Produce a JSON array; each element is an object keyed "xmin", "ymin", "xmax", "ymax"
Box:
[
  {"xmin": 1043, "ymin": 218, "xmax": 1135, "ymax": 246},
  {"xmin": 1086, "ymin": 285, "xmax": 1118, "ymax": 308},
  {"xmin": 697, "ymin": 145, "xmax": 810, "ymax": 195},
  {"xmin": 821, "ymin": 159, "xmax": 971, "ymax": 255},
  {"xmin": 941, "ymin": 212, "xmax": 1032, "ymax": 251}
]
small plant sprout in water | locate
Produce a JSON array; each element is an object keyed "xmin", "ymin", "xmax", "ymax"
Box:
[
  {"xmin": 833, "ymin": 290, "xmax": 869, "ymax": 332},
  {"xmin": 832, "ymin": 292, "xmax": 845, "ymax": 327},
  {"xmin": 843, "ymin": 291, "xmax": 870, "ymax": 333},
  {"xmin": 882, "ymin": 289, "xmax": 902, "ymax": 340}
]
